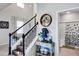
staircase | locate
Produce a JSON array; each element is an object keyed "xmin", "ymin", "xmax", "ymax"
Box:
[
  {"xmin": 12, "ymin": 43, "xmax": 23, "ymax": 56},
  {"xmin": 8, "ymin": 14, "xmax": 38, "ymax": 56}
]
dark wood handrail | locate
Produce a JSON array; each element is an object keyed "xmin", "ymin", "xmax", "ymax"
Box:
[{"xmin": 11, "ymin": 14, "xmax": 37, "ymax": 35}]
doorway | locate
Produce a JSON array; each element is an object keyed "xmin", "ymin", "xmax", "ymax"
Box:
[{"xmin": 58, "ymin": 7, "xmax": 79, "ymax": 56}]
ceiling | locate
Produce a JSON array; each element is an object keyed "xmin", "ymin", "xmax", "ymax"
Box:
[
  {"xmin": 0, "ymin": 3, "xmax": 34, "ymax": 19},
  {"xmin": 59, "ymin": 8, "xmax": 79, "ymax": 15},
  {"xmin": 1, "ymin": 3, "xmax": 79, "ymax": 16},
  {"xmin": 0, "ymin": 3, "xmax": 33, "ymax": 12},
  {"xmin": 0, "ymin": 3, "xmax": 11, "ymax": 11}
]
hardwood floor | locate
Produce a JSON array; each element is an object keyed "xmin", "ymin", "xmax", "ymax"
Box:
[
  {"xmin": 1, "ymin": 44, "xmax": 79, "ymax": 56},
  {"xmin": 0, "ymin": 44, "xmax": 8, "ymax": 56},
  {"xmin": 59, "ymin": 47, "xmax": 79, "ymax": 56}
]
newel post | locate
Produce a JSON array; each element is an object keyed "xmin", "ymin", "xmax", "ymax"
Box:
[
  {"xmin": 8, "ymin": 33, "xmax": 12, "ymax": 55},
  {"xmin": 22, "ymin": 34, "xmax": 25, "ymax": 56}
]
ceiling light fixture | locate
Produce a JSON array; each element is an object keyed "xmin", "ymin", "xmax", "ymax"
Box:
[
  {"xmin": 66, "ymin": 11, "xmax": 70, "ymax": 14},
  {"xmin": 17, "ymin": 3, "xmax": 24, "ymax": 8}
]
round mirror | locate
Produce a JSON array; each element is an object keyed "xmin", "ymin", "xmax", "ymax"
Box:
[{"xmin": 40, "ymin": 14, "xmax": 52, "ymax": 27}]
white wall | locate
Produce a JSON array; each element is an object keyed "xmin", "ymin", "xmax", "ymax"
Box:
[
  {"xmin": 0, "ymin": 3, "xmax": 34, "ymax": 45},
  {"xmin": 36, "ymin": 3, "xmax": 79, "ymax": 55},
  {"xmin": 0, "ymin": 13, "xmax": 12, "ymax": 44},
  {"xmin": 59, "ymin": 12, "xmax": 79, "ymax": 47},
  {"xmin": 58, "ymin": 23, "xmax": 65, "ymax": 47},
  {"xmin": 4, "ymin": 3, "xmax": 35, "ymax": 34}
]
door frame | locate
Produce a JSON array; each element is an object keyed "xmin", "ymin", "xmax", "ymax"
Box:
[{"xmin": 56, "ymin": 7, "xmax": 79, "ymax": 55}]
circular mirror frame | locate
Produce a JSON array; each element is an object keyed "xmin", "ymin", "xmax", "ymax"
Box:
[{"xmin": 40, "ymin": 14, "xmax": 52, "ymax": 27}]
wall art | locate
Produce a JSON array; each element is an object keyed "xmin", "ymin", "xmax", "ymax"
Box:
[{"xmin": 0, "ymin": 21, "xmax": 9, "ymax": 29}]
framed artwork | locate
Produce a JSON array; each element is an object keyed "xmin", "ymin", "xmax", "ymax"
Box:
[
  {"xmin": 0, "ymin": 21, "xmax": 9, "ymax": 29},
  {"xmin": 40, "ymin": 14, "xmax": 52, "ymax": 27}
]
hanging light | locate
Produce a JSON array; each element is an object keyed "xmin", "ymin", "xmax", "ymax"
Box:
[
  {"xmin": 66, "ymin": 11, "xmax": 70, "ymax": 14},
  {"xmin": 17, "ymin": 3, "xmax": 24, "ymax": 8}
]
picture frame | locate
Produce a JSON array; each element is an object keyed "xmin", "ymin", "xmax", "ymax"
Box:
[{"xmin": 0, "ymin": 21, "xmax": 9, "ymax": 29}]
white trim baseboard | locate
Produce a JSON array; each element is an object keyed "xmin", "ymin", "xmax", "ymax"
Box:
[{"xmin": 0, "ymin": 43, "xmax": 8, "ymax": 46}]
